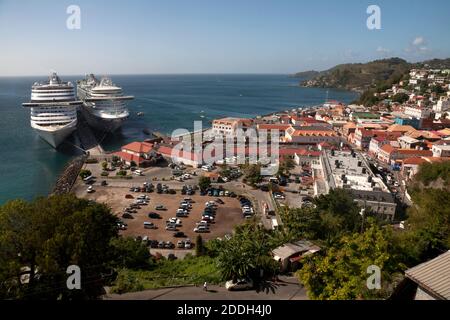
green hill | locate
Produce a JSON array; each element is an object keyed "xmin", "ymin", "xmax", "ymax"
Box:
[{"xmin": 299, "ymin": 58, "xmax": 410, "ymax": 92}]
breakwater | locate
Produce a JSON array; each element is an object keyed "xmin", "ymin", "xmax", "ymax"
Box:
[{"xmin": 50, "ymin": 155, "xmax": 87, "ymax": 196}]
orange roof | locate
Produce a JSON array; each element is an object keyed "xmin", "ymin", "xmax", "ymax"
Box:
[
  {"xmin": 344, "ymin": 122, "xmax": 357, "ymax": 129},
  {"xmin": 387, "ymin": 124, "xmax": 416, "ymax": 133},
  {"xmin": 397, "ymin": 149, "xmax": 433, "ymax": 156},
  {"xmin": 380, "ymin": 144, "xmax": 397, "ymax": 154},
  {"xmin": 423, "ymin": 157, "xmax": 450, "ymax": 163},
  {"xmin": 122, "ymin": 141, "xmax": 153, "ymax": 154},
  {"xmin": 257, "ymin": 124, "xmax": 292, "ymax": 131},
  {"xmin": 402, "ymin": 157, "xmax": 427, "ymax": 165},
  {"xmin": 290, "ymin": 129, "xmax": 336, "ymax": 137},
  {"xmin": 114, "ymin": 151, "xmax": 145, "ymax": 165}
]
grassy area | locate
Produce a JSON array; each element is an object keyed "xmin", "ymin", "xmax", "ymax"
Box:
[{"xmin": 110, "ymin": 255, "xmax": 222, "ymax": 294}]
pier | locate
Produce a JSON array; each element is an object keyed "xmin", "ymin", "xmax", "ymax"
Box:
[{"xmin": 74, "ymin": 111, "xmax": 105, "ymax": 156}]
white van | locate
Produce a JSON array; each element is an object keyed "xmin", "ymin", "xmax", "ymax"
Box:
[{"xmin": 134, "ymin": 170, "xmax": 143, "ymax": 176}]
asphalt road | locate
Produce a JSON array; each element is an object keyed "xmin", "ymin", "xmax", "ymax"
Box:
[{"xmin": 104, "ymin": 276, "xmax": 308, "ymax": 300}]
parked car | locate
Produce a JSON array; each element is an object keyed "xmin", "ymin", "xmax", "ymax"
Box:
[
  {"xmin": 150, "ymin": 240, "xmax": 159, "ymax": 248},
  {"xmin": 165, "ymin": 224, "xmax": 177, "ymax": 231},
  {"xmin": 177, "ymin": 240, "xmax": 185, "ymax": 248},
  {"xmin": 225, "ymin": 279, "xmax": 254, "ymax": 291},
  {"xmin": 148, "ymin": 212, "xmax": 161, "ymax": 219},
  {"xmin": 143, "ymin": 222, "xmax": 156, "ymax": 229},
  {"xmin": 155, "ymin": 205, "xmax": 167, "ymax": 211},
  {"xmin": 184, "ymin": 239, "xmax": 192, "ymax": 249},
  {"xmin": 122, "ymin": 213, "xmax": 133, "ymax": 219},
  {"xmin": 194, "ymin": 224, "xmax": 210, "ymax": 233},
  {"xmin": 173, "ymin": 231, "xmax": 186, "ymax": 238},
  {"xmin": 164, "ymin": 241, "xmax": 174, "ymax": 249}
]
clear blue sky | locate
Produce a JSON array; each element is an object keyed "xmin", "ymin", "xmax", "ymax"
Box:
[{"xmin": 0, "ymin": 0, "xmax": 449, "ymax": 76}]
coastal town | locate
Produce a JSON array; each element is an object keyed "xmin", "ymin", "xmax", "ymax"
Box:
[{"xmin": 59, "ymin": 63, "xmax": 450, "ymax": 299}]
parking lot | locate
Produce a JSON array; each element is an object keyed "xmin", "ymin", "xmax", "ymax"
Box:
[{"xmin": 73, "ymin": 184, "xmax": 245, "ymax": 248}]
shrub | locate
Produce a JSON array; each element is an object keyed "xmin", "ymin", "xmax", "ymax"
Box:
[{"xmin": 79, "ymin": 169, "xmax": 92, "ymax": 179}]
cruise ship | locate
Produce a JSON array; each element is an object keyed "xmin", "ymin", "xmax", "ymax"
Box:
[
  {"xmin": 77, "ymin": 74, "xmax": 134, "ymax": 132},
  {"xmin": 22, "ymin": 73, "xmax": 82, "ymax": 148}
]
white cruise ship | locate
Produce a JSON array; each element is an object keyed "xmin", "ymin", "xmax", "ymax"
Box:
[
  {"xmin": 22, "ymin": 73, "xmax": 81, "ymax": 148},
  {"xmin": 77, "ymin": 74, "xmax": 134, "ymax": 132}
]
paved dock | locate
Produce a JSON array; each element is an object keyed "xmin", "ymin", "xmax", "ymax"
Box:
[{"xmin": 75, "ymin": 112, "xmax": 105, "ymax": 155}]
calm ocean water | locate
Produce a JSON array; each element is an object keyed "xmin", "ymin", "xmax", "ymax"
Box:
[{"xmin": 0, "ymin": 74, "xmax": 358, "ymax": 204}]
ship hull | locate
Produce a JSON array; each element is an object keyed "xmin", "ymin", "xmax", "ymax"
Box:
[
  {"xmin": 81, "ymin": 106, "xmax": 128, "ymax": 132},
  {"xmin": 31, "ymin": 119, "xmax": 77, "ymax": 148}
]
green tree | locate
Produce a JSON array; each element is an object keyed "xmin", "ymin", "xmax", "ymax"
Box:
[
  {"xmin": 198, "ymin": 176, "xmax": 211, "ymax": 191},
  {"xmin": 392, "ymin": 93, "xmax": 409, "ymax": 104},
  {"xmin": 79, "ymin": 169, "xmax": 92, "ymax": 179},
  {"xmin": 130, "ymin": 161, "xmax": 137, "ymax": 168},
  {"xmin": 110, "ymin": 237, "xmax": 152, "ymax": 269},
  {"xmin": 0, "ymin": 194, "xmax": 119, "ymax": 300},
  {"xmin": 195, "ymin": 235, "xmax": 205, "ymax": 256},
  {"xmin": 278, "ymin": 156, "xmax": 296, "ymax": 177},
  {"xmin": 242, "ymin": 164, "xmax": 263, "ymax": 187},
  {"xmin": 280, "ymin": 189, "xmax": 361, "ymax": 243},
  {"xmin": 297, "ymin": 222, "xmax": 403, "ymax": 300},
  {"xmin": 217, "ymin": 224, "xmax": 278, "ymax": 282},
  {"xmin": 101, "ymin": 161, "xmax": 108, "ymax": 171}
]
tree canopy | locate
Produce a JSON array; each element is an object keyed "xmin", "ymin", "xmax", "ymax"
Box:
[
  {"xmin": 0, "ymin": 194, "xmax": 119, "ymax": 300},
  {"xmin": 298, "ymin": 222, "xmax": 403, "ymax": 300}
]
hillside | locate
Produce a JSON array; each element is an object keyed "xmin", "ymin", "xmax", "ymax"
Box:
[
  {"xmin": 415, "ymin": 58, "xmax": 450, "ymax": 69},
  {"xmin": 299, "ymin": 58, "xmax": 411, "ymax": 92},
  {"xmin": 289, "ymin": 70, "xmax": 320, "ymax": 79}
]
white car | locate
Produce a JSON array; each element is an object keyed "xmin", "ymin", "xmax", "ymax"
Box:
[
  {"xmin": 168, "ymin": 218, "xmax": 182, "ymax": 226},
  {"xmin": 86, "ymin": 186, "xmax": 94, "ymax": 193},
  {"xmin": 194, "ymin": 227, "xmax": 209, "ymax": 233},
  {"xmin": 225, "ymin": 279, "xmax": 254, "ymax": 291}
]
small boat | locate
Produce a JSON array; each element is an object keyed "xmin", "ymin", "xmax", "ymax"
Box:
[
  {"xmin": 142, "ymin": 128, "xmax": 151, "ymax": 135},
  {"xmin": 137, "ymin": 112, "xmax": 144, "ymax": 116}
]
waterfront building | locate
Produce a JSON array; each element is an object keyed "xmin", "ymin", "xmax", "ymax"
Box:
[{"xmin": 212, "ymin": 117, "xmax": 254, "ymax": 137}]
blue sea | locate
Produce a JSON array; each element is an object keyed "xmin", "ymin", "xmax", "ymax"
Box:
[{"xmin": 0, "ymin": 74, "xmax": 358, "ymax": 204}]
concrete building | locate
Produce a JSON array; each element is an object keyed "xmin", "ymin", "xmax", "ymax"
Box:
[
  {"xmin": 432, "ymin": 144, "xmax": 450, "ymax": 157},
  {"xmin": 212, "ymin": 117, "xmax": 254, "ymax": 137},
  {"xmin": 317, "ymin": 150, "xmax": 396, "ymax": 220},
  {"xmin": 404, "ymin": 106, "xmax": 432, "ymax": 119}
]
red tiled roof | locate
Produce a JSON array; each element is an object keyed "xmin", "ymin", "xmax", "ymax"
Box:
[
  {"xmin": 380, "ymin": 144, "xmax": 397, "ymax": 154},
  {"xmin": 402, "ymin": 157, "xmax": 427, "ymax": 165},
  {"xmin": 296, "ymin": 149, "xmax": 321, "ymax": 157},
  {"xmin": 258, "ymin": 124, "xmax": 292, "ymax": 131},
  {"xmin": 397, "ymin": 149, "xmax": 433, "ymax": 156},
  {"xmin": 122, "ymin": 141, "xmax": 153, "ymax": 154},
  {"xmin": 114, "ymin": 151, "xmax": 145, "ymax": 165}
]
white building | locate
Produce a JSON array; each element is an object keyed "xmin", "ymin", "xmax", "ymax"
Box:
[
  {"xmin": 212, "ymin": 117, "xmax": 254, "ymax": 137},
  {"xmin": 404, "ymin": 106, "xmax": 432, "ymax": 119}
]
